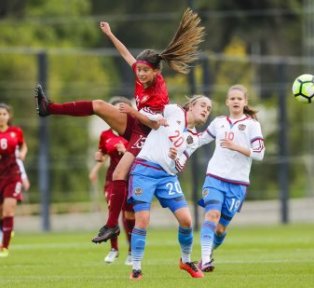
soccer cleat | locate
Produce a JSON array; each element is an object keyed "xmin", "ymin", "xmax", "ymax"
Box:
[
  {"xmin": 124, "ymin": 252, "xmax": 133, "ymax": 266},
  {"xmin": 198, "ymin": 259, "xmax": 215, "ymax": 272},
  {"xmin": 92, "ymin": 225, "xmax": 120, "ymax": 243},
  {"xmin": 104, "ymin": 248, "xmax": 119, "ymax": 263},
  {"xmin": 35, "ymin": 84, "xmax": 50, "ymax": 117},
  {"xmin": 0, "ymin": 247, "xmax": 9, "ymax": 258},
  {"xmin": 129, "ymin": 269, "xmax": 143, "ymax": 280},
  {"xmin": 179, "ymin": 258, "xmax": 204, "ymax": 278}
]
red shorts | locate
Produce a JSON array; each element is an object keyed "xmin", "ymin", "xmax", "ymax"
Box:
[
  {"xmin": 122, "ymin": 115, "xmax": 151, "ymax": 156},
  {"xmin": 0, "ymin": 175, "xmax": 23, "ymax": 203}
]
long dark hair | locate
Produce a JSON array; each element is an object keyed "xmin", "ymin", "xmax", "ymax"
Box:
[
  {"xmin": 228, "ymin": 85, "xmax": 258, "ymax": 120},
  {"xmin": 136, "ymin": 8, "xmax": 205, "ymax": 74}
]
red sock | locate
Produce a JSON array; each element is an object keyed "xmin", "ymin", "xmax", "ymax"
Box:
[
  {"xmin": 49, "ymin": 101, "xmax": 93, "ymax": 116},
  {"xmin": 2, "ymin": 217, "xmax": 14, "ymax": 249},
  {"xmin": 122, "ymin": 216, "xmax": 135, "ymax": 251},
  {"xmin": 106, "ymin": 180, "xmax": 127, "ymax": 227},
  {"xmin": 110, "ymin": 236, "xmax": 118, "ymax": 250}
]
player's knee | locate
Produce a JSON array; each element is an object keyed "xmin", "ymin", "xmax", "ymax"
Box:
[
  {"xmin": 205, "ymin": 210, "xmax": 220, "ymax": 223},
  {"xmin": 216, "ymin": 224, "xmax": 226, "ymax": 235},
  {"xmin": 124, "ymin": 211, "xmax": 135, "ymax": 220},
  {"xmin": 92, "ymin": 99, "xmax": 102, "ymax": 113},
  {"xmin": 112, "ymin": 168, "xmax": 128, "ymax": 180}
]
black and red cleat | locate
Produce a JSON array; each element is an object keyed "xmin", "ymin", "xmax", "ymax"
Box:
[
  {"xmin": 179, "ymin": 258, "xmax": 204, "ymax": 278},
  {"xmin": 35, "ymin": 84, "xmax": 50, "ymax": 117},
  {"xmin": 92, "ymin": 225, "xmax": 120, "ymax": 244}
]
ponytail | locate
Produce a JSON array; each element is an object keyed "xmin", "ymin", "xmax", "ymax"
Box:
[{"xmin": 136, "ymin": 8, "xmax": 205, "ymax": 74}]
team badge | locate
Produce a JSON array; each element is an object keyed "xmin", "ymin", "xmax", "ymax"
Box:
[
  {"xmin": 186, "ymin": 135, "xmax": 193, "ymax": 144},
  {"xmin": 238, "ymin": 124, "xmax": 246, "ymax": 131},
  {"xmin": 202, "ymin": 188, "xmax": 209, "ymax": 197},
  {"xmin": 134, "ymin": 187, "xmax": 143, "ymax": 196}
]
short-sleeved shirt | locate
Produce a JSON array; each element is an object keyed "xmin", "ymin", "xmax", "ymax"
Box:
[
  {"xmin": 132, "ymin": 63, "xmax": 169, "ymax": 112},
  {"xmin": 0, "ymin": 126, "xmax": 24, "ymax": 178},
  {"xmin": 199, "ymin": 116, "xmax": 265, "ymax": 185},
  {"xmin": 98, "ymin": 129, "xmax": 128, "ymax": 182},
  {"xmin": 123, "ymin": 65, "xmax": 170, "ymax": 156}
]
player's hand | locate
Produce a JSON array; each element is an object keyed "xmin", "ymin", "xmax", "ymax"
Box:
[
  {"xmin": 115, "ymin": 141, "xmax": 126, "ymax": 155},
  {"xmin": 118, "ymin": 103, "xmax": 134, "ymax": 114},
  {"xmin": 89, "ymin": 171, "xmax": 97, "ymax": 183},
  {"xmin": 220, "ymin": 138, "xmax": 235, "ymax": 150},
  {"xmin": 157, "ymin": 117, "xmax": 168, "ymax": 127},
  {"xmin": 100, "ymin": 21, "xmax": 111, "ymax": 35},
  {"xmin": 94, "ymin": 150, "xmax": 104, "ymax": 162},
  {"xmin": 168, "ymin": 147, "xmax": 177, "ymax": 160}
]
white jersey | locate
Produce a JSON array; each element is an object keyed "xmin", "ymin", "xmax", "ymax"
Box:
[
  {"xmin": 137, "ymin": 104, "xmax": 199, "ymax": 175},
  {"xmin": 185, "ymin": 115, "xmax": 265, "ymax": 185}
]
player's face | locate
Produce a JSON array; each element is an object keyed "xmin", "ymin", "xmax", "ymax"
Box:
[
  {"xmin": 135, "ymin": 63, "xmax": 158, "ymax": 88},
  {"xmin": 226, "ymin": 89, "xmax": 247, "ymax": 117},
  {"xmin": 191, "ymin": 97, "xmax": 212, "ymax": 126},
  {"xmin": 0, "ymin": 108, "xmax": 10, "ymax": 127}
]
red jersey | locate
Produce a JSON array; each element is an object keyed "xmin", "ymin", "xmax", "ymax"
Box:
[
  {"xmin": 98, "ymin": 129, "xmax": 128, "ymax": 181},
  {"xmin": 132, "ymin": 63, "xmax": 169, "ymax": 112},
  {"xmin": 0, "ymin": 126, "xmax": 24, "ymax": 178}
]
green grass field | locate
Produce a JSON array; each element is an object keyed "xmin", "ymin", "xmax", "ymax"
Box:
[{"xmin": 1, "ymin": 224, "xmax": 314, "ymax": 288}]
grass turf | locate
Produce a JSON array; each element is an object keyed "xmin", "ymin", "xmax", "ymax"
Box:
[{"xmin": 0, "ymin": 224, "xmax": 314, "ymax": 288}]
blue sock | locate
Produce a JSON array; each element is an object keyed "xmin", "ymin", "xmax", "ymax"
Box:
[
  {"xmin": 213, "ymin": 232, "xmax": 227, "ymax": 250},
  {"xmin": 178, "ymin": 226, "xmax": 193, "ymax": 263},
  {"xmin": 131, "ymin": 227, "xmax": 147, "ymax": 270},
  {"xmin": 200, "ymin": 221, "xmax": 217, "ymax": 264}
]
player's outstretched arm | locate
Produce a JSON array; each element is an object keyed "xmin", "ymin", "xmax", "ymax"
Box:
[
  {"xmin": 118, "ymin": 103, "xmax": 165, "ymax": 130},
  {"xmin": 100, "ymin": 21, "xmax": 136, "ymax": 67}
]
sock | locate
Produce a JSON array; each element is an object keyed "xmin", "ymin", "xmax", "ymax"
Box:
[
  {"xmin": 178, "ymin": 226, "xmax": 193, "ymax": 263},
  {"xmin": 122, "ymin": 216, "xmax": 135, "ymax": 252},
  {"xmin": 131, "ymin": 227, "xmax": 147, "ymax": 271},
  {"xmin": 110, "ymin": 236, "xmax": 118, "ymax": 250},
  {"xmin": 213, "ymin": 232, "xmax": 227, "ymax": 250},
  {"xmin": 2, "ymin": 217, "xmax": 14, "ymax": 249},
  {"xmin": 106, "ymin": 180, "xmax": 127, "ymax": 227},
  {"xmin": 49, "ymin": 100, "xmax": 93, "ymax": 116},
  {"xmin": 200, "ymin": 220, "xmax": 217, "ymax": 264}
]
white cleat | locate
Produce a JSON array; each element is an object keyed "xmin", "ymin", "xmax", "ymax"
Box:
[
  {"xmin": 124, "ymin": 253, "xmax": 133, "ymax": 266},
  {"xmin": 104, "ymin": 249, "xmax": 119, "ymax": 263}
]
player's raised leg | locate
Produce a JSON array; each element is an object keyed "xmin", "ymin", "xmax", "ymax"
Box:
[{"xmin": 34, "ymin": 84, "xmax": 128, "ymax": 135}]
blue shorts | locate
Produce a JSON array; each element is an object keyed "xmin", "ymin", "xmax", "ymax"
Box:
[
  {"xmin": 198, "ymin": 175, "xmax": 247, "ymax": 227},
  {"xmin": 128, "ymin": 159, "xmax": 187, "ymax": 213}
]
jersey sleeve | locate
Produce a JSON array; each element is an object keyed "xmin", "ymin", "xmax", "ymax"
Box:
[
  {"xmin": 13, "ymin": 126, "xmax": 24, "ymax": 146},
  {"xmin": 249, "ymin": 121, "xmax": 265, "ymax": 161},
  {"xmin": 174, "ymin": 120, "xmax": 215, "ymax": 170},
  {"xmin": 98, "ymin": 131, "xmax": 108, "ymax": 154},
  {"xmin": 139, "ymin": 107, "xmax": 163, "ymax": 121}
]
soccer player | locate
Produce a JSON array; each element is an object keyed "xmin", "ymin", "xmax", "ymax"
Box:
[
  {"xmin": 126, "ymin": 95, "xmax": 212, "ymax": 280},
  {"xmin": 89, "ymin": 96, "xmax": 134, "ymax": 265},
  {"xmin": 35, "ymin": 8, "xmax": 205, "ymax": 243},
  {"xmin": 0, "ymin": 103, "xmax": 28, "ymax": 257},
  {"xmin": 182, "ymin": 85, "xmax": 265, "ymax": 272}
]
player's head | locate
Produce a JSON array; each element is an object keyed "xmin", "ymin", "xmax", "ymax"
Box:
[
  {"xmin": 0, "ymin": 103, "xmax": 13, "ymax": 126},
  {"xmin": 226, "ymin": 85, "xmax": 257, "ymax": 119},
  {"xmin": 136, "ymin": 49, "xmax": 162, "ymax": 70},
  {"xmin": 184, "ymin": 95, "xmax": 212, "ymax": 127},
  {"xmin": 109, "ymin": 96, "xmax": 132, "ymax": 108}
]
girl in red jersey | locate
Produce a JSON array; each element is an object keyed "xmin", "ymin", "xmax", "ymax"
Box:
[
  {"xmin": 0, "ymin": 103, "xmax": 27, "ymax": 257},
  {"xmin": 35, "ymin": 8, "xmax": 205, "ymax": 242},
  {"xmin": 89, "ymin": 97, "xmax": 134, "ymax": 265}
]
